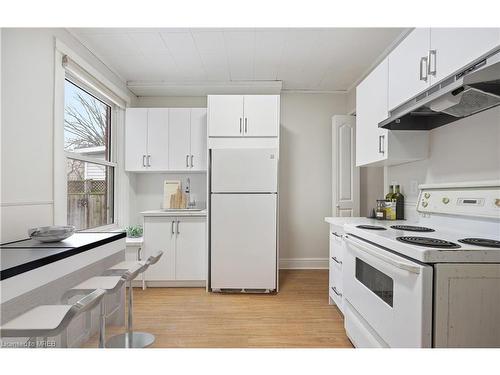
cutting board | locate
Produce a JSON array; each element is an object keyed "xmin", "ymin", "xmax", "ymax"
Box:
[{"xmin": 163, "ymin": 180, "xmax": 181, "ymax": 209}]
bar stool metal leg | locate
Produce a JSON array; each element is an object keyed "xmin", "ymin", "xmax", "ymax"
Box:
[
  {"xmin": 106, "ymin": 280, "xmax": 155, "ymax": 348},
  {"xmin": 99, "ymin": 301, "xmax": 106, "ymax": 348}
]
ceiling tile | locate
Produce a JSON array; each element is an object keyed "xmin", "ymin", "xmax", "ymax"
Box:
[
  {"xmin": 128, "ymin": 32, "xmax": 169, "ymax": 54},
  {"xmin": 224, "ymin": 31, "xmax": 255, "ymax": 80}
]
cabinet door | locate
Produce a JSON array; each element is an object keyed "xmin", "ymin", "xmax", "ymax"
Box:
[
  {"xmin": 144, "ymin": 217, "xmax": 176, "ymax": 281},
  {"xmin": 175, "ymin": 217, "xmax": 206, "ymax": 281},
  {"xmin": 430, "ymin": 28, "xmax": 500, "ymax": 84},
  {"xmin": 388, "ymin": 28, "xmax": 431, "ymax": 111},
  {"xmin": 190, "ymin": 108, "xmax": 207, "ymax": 171},
  {"xmin": 168, "ymin": 109, "xmax": 191, "ymax": 170},
  {"xmin": 356, "ymin": 58, "xmax": 389, "ymax": 166},
  {"xmin": 243, "ymin": 95, "xmax": 279, "ymax": 137},
  {"xmin": 208, "ymin": 95, "xmax": 244, "ymax": 137},
  {"xmin": 147, "ymin": 108, "xmax": 169, "ymax": 171},
  {"xmin": 125, "ymin": 108, "xmax": 148, "ymax": 171}
]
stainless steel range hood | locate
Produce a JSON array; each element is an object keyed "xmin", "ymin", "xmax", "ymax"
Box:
[{"xmin": 379, "ymin": 48, "xmax": 500, "ymax": 130}]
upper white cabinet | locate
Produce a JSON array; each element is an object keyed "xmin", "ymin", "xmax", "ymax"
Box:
[
  {"xmin": 356, "ymin": 58, "xmax": 390, "ymax": 166},
  {"xmin": 208, "ymin": 95, "xmax": 279, "ymax": 137},
  {"xmin": 388, "ymin": 28, "xmax": 431, "ymax": 111},
  {"xmin": 125, "ymin": 108, "xmax": 207, "ymax": 172},
  {"xmin": 388, "ymin": 28, "xmax": 500, "ymax": 111},
  {"xmin": 429, "ymin": 28, "xmax": 500, "ymax": 84},
  {"xmin": 190, "ymin": 108, "xmax": 208, "ymax": 171},
  {"xmin": 146, "ymin": 108, "xmax": 169, "ymax": 171},
  {"xmin": 207, "ymin": 95, "xmax": 244, "ymax": 137},
  {"xmin": 168, "ymin": 109, "xmax": 191, "ymax": 170},
  {"xmin": 357, "ymin": 58, "xmax": 429, "ymax": 167},
  {"xmin": 125, "ymin": 108, "xmax": 149, "ymax": 171}
]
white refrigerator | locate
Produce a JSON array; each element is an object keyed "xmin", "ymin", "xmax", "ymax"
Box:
[{"xmin": 210, "ymin": 148, "xmax": 278, "ymax": 291}]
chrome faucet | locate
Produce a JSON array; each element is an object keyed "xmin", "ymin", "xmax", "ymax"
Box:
[{"xmin": 185, "ymin": 178, "xmax": 196, "ymax": 208}]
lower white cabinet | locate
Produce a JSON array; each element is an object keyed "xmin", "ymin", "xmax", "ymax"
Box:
[
  {"xmin": 143, "ymin": 216, "xmax": 206, "ymax": 282},
  {"xmin": 329, "ymin": 224, "xmax": 345, "ymax": 313}
]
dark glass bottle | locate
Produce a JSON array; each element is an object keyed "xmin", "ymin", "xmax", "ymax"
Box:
[{"xmin": 394, "ymin": 184, "xmax": 405, "ymax": 220}]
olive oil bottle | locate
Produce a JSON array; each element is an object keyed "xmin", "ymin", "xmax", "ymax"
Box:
[
  {"xmin": 385, "ymin": 185, "xmax": 394, "ymax": 201},
  {"xmin": 394, "ymin": 184, "xmax": 405, "ymax": 220}
]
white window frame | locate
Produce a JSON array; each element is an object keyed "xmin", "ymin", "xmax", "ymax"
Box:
[{"xmin": 54, "ymin": 39, "xmax": 131, "ymax": 231}]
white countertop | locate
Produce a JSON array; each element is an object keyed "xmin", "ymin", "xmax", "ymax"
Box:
[{"xmin": 141, "ymin": 209, "xmax": 207, "ymax": 217}]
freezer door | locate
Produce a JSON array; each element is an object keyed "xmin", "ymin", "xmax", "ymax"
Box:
[
  {"xmin": 211, "ymin": 148, "xmax": 278, "ymax": 192},
  {"xmin": 211, "ymin": 193, "xmax": 277, "ymax": 290}
]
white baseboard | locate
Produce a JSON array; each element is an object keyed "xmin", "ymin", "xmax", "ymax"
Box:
[
  {"xmin": 132, "ymin": 280, "xmax": 206, "ymax": 288},
  {"xmin": 279, "ymin": 258, "xmax": 329, "ymax": 270}
]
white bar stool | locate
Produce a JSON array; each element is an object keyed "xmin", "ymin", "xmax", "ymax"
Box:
[
  {"xmin": 0, "ymin": 289, "xmax": 106, "ymax": 348},
  {"xmin": 62, "ymin": 265, "xmax": 143, "ymax": 348},
  {"xmin": 105, "ymin": 251, "xmax": 163, "ymax": 348}
]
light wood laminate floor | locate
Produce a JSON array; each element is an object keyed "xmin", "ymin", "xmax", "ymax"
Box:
[{"xmin": 88, "ymin": 270, "xmax": 352, "ymax": 348}]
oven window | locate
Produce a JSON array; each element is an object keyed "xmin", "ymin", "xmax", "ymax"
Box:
[{"xmin": 355, "ymin": 258, "xmax": 394, "ymax": 307}]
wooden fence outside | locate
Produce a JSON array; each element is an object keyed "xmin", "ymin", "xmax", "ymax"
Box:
[{"xmin": 67, "ymin": 180, "xmax": 109, "ymax": 230}]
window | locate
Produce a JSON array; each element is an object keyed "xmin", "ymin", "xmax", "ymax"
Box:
[{"xmin": 64, "ymin": 79, "xmax": 115, "ymax": 230}]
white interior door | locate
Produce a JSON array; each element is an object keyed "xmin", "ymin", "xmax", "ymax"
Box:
[
  {"xmin": 175, "ymin": 217, "xmax": 206, "ymax": 280},
  {"xmin": 190, "ymin": 108, "xmax": 207, "ymax": 170},
  {"xmin": 243, "ymin": 95, "xmax": 279, "ymax": 137},
  {"xmin": 332, "ymin": 115, "xmax": 359, "ymax": 217},
  {"xmin": 168, "ymin": 108, "xmax": 191, "ymax": 170},
  {"xmin": 147, "ymin": 108, "xmax": 169, "ymax": 171},
  {"xmin": 208, "ymin": 95, "xmax": 244, "ymax": 137},
  {"xmin": 144, "ymin": 217, "xmax": 176, "ymax": 281},
  {"xmin": 211, "ymin": 193, "xmax": 277, "ymax": 290},
  {"xmin": 125, "ymin": 108, "xmax": 148, "ymax": 171}
]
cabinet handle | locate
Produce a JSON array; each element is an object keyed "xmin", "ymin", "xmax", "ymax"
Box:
[
  {"xmin": 171, "ymin": 221, "xmax": 175, "ymax": 235},
  {"xmin": 244, "ymin": 118, "xmax": 248, "ymax": 134},
  {"xmin": 331, "ymin": 256, "xmax": 343, "ymax": 265},
  {"xmin": 419, "ymin": 56, "xmax": 428, "ymax": 82},
  {"xmin": 190, "ymin": 155, "xmax": 194, "ymax": 168},
  {"xmin": 239, "ymin": 118, "xmax": 242, "ymax": 134},
  {"xmin": 428, "ymin": 49, "xmax": 437, "ymax": 76},
  {"xmin": 147, "ymin": 155, "xmax": 151, "ymax": 167},
  {"xmin": 331, "ymin": 286, "xmax": 343, "ymax": 298},
  {"xmin": 176, "ymin": 220, "xmax": 180, "ymax": 235},
  {"xmin": 142, "ymin": 155, "xmax": 146, "ymax": 167},
  {"xmin": 378, "ymin": 135, "xmax": 385, "ymax": 154},
  {"xmin": 332, "ymin": 232, "xmax": 342, "ymax": 238},
  {"xmin": 186, "ymin": 155, "xmax": 189, "ymax": 168}
]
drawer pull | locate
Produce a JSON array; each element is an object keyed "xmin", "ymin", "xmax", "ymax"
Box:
[
  {"xmin": 331, "ymin": 232, "xmax": 342, "ymax": 238},
  {"xmin": 331, "ymin": 256, "xmax": 342, "ymax": 265},
  {"xmin": 331, "ymin": 286, "xmax": 343, "ymax": 298}
]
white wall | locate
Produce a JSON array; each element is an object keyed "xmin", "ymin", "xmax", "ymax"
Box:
[
  {"xmin": 0, "ymin": 28, "xmax": 131, "ymax": 242},
  {"xmin": 387, "ymin": 107, "xmax": 500, "ymax": 214},
  {"xmin": 279, "ymin": 93, "xmax": 348, "ymax": 265}
]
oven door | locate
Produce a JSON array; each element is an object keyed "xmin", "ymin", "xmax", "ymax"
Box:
[{"xmin": 342, "ymin": 234, "xmax": 433, "ymax": 348}]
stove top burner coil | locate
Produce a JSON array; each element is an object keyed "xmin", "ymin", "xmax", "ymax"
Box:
[{"xmin": 396, "ymin": 236, "xmax": 461, "ymax": 249}]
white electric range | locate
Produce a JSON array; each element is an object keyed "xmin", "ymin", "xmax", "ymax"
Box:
[{"xmin": 341, "ymin": 181, "xmax": 500, "ymax": 348}]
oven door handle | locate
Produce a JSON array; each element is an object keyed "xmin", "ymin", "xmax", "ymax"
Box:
[{"xmin": 344, "ymin": 235, "xmax": 421, "ymax": 274}]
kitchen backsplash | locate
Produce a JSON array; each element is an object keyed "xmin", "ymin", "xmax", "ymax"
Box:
[
  {"xmin": 387, "ymin": 107, "xmax": 500, "ymax": 216},
  {"xmin": 129, "ymin": 173, "xmax": 207, "ymax": 225}
]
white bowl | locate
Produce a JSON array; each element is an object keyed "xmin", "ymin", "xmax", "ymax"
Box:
[{"xmin": 28, "ymin": 226, "xmax": 76, "ymax": 242}]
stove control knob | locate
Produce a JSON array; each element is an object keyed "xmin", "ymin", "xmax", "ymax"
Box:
[
  {"xmin": 496, "ymin": 199, "xmax": 500, "ymax": 207},
  {"xmin": 424, "ymin": 193, "xmax": 430, "ymax": 199},
  {"xmin": 422, "ymin": 201, "xmax": 429, "ymax": 208},
  {"xmin": 442, "ymin": 197, "xmax": 450, "ymax": 204}
]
